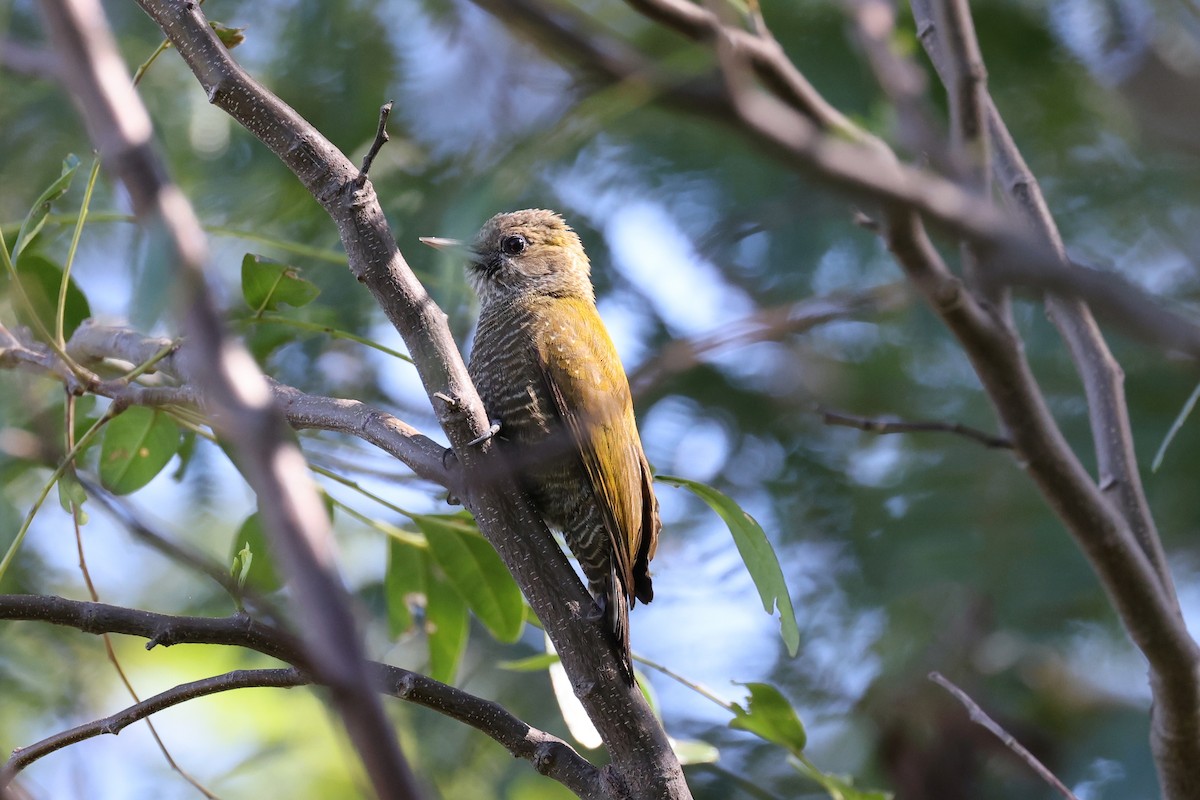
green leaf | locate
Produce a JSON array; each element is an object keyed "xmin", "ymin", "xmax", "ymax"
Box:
[
  {"xmin": 11, "ymin": 254, "xmax": 92, "ymax": 341},
  {"xmin": 57, "ymin": 471, "xmax": 89, "ymax": 525},
  {"xmin": 792, "ymin": 758, "xmax": 893, "ymax": 800},
  {"xmin": 231, "ymin": 542, "xmax": 253, "ymax": 590},
  {"xmin": 425, "ymin": 557, "xmax": 468, "ymax": 684},
  {"xmin": 498, "ymin": 653, "xmax": 560, "ymax": 672},
  {"xmin": 729, "ymin": 682, "xmax": 808, "ymax": 756},
  {"xmin": 99, "ymin": 407, "xmax": 182, "ymax": 494},
  {"xmin": 416, "ymin": 513, "xmax": 524, "ymax": 643},
  {"xmin": 386, "ymin": 537, "xmax": 425, "ymax": 638},
  {"xmin": 230, "ymin": 512, "xmax": 281, "ymax": 592},
  {"xmin": 210, "ymin": 21, "xmax": 246, "ymax": 48},
  {"xmin": 14, "ymin": 155, "xmax": 80, "ymax": 260},
  {"xmin": 659, "ymin": 475, "xmax": 800, "ymax": 656},
  {"xmin": 670, "ymin": 738, "xmax": 719, "ymax": 766},
  {"xmin": 241, "ymin": 254, "xmax": 320, "ymax": 314}
]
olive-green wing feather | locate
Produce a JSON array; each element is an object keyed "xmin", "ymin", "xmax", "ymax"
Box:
[{"xmin": 531, "ymin": 299, "xmax": 653, "ymax": 598}]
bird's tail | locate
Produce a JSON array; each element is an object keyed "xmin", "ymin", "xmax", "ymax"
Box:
[{"xmin": 603, "ymin": 565, "xmax": 635, "ymax": 685}]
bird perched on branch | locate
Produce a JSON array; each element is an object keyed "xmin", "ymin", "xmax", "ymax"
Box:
[{"xmin": 421, "ymin": 209, "xmax": 659, "ymax": 682}]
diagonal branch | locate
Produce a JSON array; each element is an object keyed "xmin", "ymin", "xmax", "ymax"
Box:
[
  {"xmin": 929, "ymin": 672, "xmax": 1080, "ymax": 800},
  {"xmin": 912, "ymin": 0, "xmax": 1175, "ymax": 593},
  {"xmin": 479, "ymin": 0, "xmax": 1200, "ymax": 362},
  {"xmin": 906, "ymin": 4, "xmax": 1195, "ymax": 793},
  {"xmin": 0, "ymin": 595, "xmax": 602, "ymax": 798},
  {"xmin": 129, "ymin": 1, "xmax": 689, "ymax": 796},
  {"xmin": 37, "ymin": 0, "xmax": 420, "ymax": 795},
  {"xmin": 629, "ymin": 283, "xmax": 909, "ymax": 397},
  {"xmin": 2, "ymin": 668, "xmax": 308, "ymax": 784}
]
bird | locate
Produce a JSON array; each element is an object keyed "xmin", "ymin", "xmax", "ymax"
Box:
[{"xmin": 421, "ymin": 209, "xmax": 659, "ymax": 682}]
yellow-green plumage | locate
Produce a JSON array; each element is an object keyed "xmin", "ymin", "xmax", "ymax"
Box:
[{"xmin": 449, "ymin": 209, "xmax": 659, "ymax": 681}]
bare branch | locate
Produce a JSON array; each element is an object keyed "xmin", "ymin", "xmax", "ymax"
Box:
[
  {"xmin": 2, "ymin": 668, "xmax": 308, "ymax": 784},
  {"xmin": 357, "ymin": 100, "xmax": 393, "ymax": 182},
  {"xmin": 629, "ymin": 283, "xmax": 909, "ymax": 397},
  {"xmin": 0, "ymin": 595, "xmax": 603, "ymax": 798},
  {"xmin": 929, "ymin": 672, "xmax": 1080, "ymax": 800},
  {"xmin": 37, "ymin": 0, "xmax": 419, "ymax": 795},
  {"xmin": 129, "ymin": 1, "xmax": 689, "ymax": 795},
  {"xmin": 819, "ymin": 407, "xmax": 1012, "ymax": 449},
  {"xmin": 621, "ymin": 0, "xmax": 861, "ymax": 136},
  {"xmin": 844, "ymin": 0, "xmax": 947, "ymax": 166},
  {"xmin": 909, "ymin": 4, "xmax": 1197, "ymax": 793}
]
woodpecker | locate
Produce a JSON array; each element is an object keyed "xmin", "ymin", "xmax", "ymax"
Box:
[{"xmin": 422, "ymin": 209, "xmax": 659, "ymax": 681}]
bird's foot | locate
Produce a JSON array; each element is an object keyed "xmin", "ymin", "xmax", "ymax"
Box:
[
  {"xmin": 467, "ymin": 420, "xmax": 501, "ymax": 447},
  {"xmin": 584, "ymin": 593, "xmax": 606, "ymax": 623}
]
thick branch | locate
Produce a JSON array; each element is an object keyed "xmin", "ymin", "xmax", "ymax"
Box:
[
  {"xmin": 37, "ymin": 0, "xmax": 419, "ymax": 795},
  {"xmin": 0, "ymin": 596, "xmax": 602, "ymax": 798},
  {"xmin": 910, "ymin": 4, "xmax": 1196, "ymax": 795},
  {"xmin": 131, "ymin": 2, "xmax": 689, "ymax": 796}
]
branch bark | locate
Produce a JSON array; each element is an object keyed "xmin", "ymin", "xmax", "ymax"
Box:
[
  {"xmin": 37, "ymin": 0, "xmax": 420, "ymax": 795},
  {"xmin": 0, "ymin": 595, "xmax": 603, "ymax": 798},
  {"xmin": 478, "ymin": 0, "xmax": 1200, "ymax": 790},
  {"xmin": 909, "ymin": 4, "xmax": 1198, "ymax": 795},
  {"xmin": 128, "ymin": 1, "xmax": 690, "ymax": 796}
]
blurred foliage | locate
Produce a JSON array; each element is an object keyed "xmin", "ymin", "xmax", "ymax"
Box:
[{"xmin": 3, "ymin": 0, "xmax": 1200, "ymax": 798}]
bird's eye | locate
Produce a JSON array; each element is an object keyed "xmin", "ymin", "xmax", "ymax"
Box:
[{"xmin": 500, "ymin": 234, "xmax": 527, "ymax": 256}]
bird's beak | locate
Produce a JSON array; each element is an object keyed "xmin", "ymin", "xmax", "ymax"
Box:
[{"xmin": 418, "ymin": 236, "xmax": 472, "ymax": 257}]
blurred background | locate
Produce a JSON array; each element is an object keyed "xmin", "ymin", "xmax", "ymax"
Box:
[{"xmin": 3, "ymin": 0, "xmax": 1200, "ymax": 797}]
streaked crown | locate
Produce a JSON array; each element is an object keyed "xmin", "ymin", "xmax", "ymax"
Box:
[{"xmin": 467, "ymin": 209, "xmax": 595, "ymax": 306}]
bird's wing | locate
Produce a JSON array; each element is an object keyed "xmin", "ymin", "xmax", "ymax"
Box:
[{"xmin": 531, "ymin": 297, "xmax": 653, "ymax": 603}]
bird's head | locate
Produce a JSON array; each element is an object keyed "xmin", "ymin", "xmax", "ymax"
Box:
[{"xmin": 422, "ymin": 209, "xmax": 594, "ymax": 306}]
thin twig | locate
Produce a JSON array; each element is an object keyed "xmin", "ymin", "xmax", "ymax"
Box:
[
  {"xmin": 2, "ymin": 668, "xmax": 307, "ymax": 784},
  {"xmin": 357, "ymin": 100, "xmax": 393, "ymax": 182},
  {"xmin": 63, "ymin": 398, "xmax": 220, "ymax": 800},
  {"xmin": 929, "ymin": 672, "xmax": 1079, "ymax": 800},
  {"xmin": 0, "ymin": 595, "xmax": 603, "ymax": 798},
  {"xmin": 819, "ymin": 407, "xmax": 1012, "ymax": 449},
  {"xmin": 629, "ymin": 283, "xmax": 909, "ymax": 397}
]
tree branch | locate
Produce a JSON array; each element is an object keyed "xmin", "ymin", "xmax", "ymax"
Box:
[
  {"xmin": 629, "ymin": 282, "xmax": 909, "ymax": 397},
  {"xmin": 909, "ymin": 4, "xmax": 1197, "ymax": 794},
  {"xmin": 2, "ymin": 668, "xmax": 308, "ymax": 784},
  {"xmin": 929, "ymin": 672, "xmax": 1079, "ymax": 800},
  {"xmin": 481, "ymin": 0, "xmax": 1200, "ymax": 362},
  {"xmin": 0, "ymin": 320, "xmax": 462, "ymax": 495},
  {"xmin": 819, "ymin": 406, "xmax": 1012, "ymax": 449},
  {"xmin": 37, "ymin": 0, "xmax": 420, "ymax": 795},
  {"xmin": 0, "ymin": 595, "xmax": 603, "ymax": 798},
  {"xmin": 129, "ymin": 1, "xmax": 689, "ymax": 796}
]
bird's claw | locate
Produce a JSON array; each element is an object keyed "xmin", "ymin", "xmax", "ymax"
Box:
[
  {"xmin": 467, "ymin": 420, "xmax": 501, "ymax": 447},
  {"xmin": 585, "ymin": 594, "xmax": 606, "ymax": 623}
]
